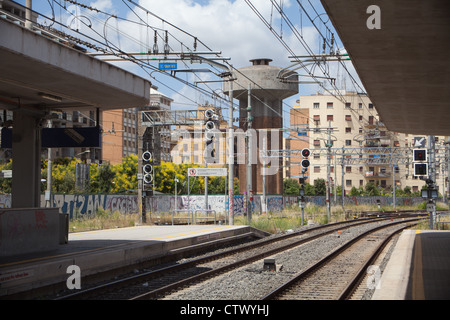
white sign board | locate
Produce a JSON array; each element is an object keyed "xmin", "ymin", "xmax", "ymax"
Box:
[
  {"xmin": 188, "ymin": 168, "xmax": 227, "ymax": 177},
  {"xmin": 0, "ymin": 170, "xmax": 12, "ymax": 178}
]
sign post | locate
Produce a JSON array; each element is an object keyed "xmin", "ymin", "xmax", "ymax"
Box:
[
  {"xmin": 188, "ymin": 168, "xmax": 227, "ymax": 177},
  {"xmin": 188, "ymin": 168, "xmax": 227, "ymax": 224}
]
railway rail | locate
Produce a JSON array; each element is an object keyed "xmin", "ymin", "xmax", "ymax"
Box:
[
  {"xmin": 55, "ymin": 212, "xmax": 423, "ymax": 300},
  {"xmin": 261, "ymin": 220, "xmax": 417, "ymax": 300}
]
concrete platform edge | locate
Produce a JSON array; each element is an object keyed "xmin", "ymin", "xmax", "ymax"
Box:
[
  {"xmin": 0, "ymin": 226, "xmax": 268, "ymax": 297},
  {"xmin": 371, "ymin": 229, "xmax": 416, "ymax": 300}
]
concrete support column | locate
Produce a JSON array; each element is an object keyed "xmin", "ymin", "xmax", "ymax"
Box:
[{"xmin": 12, "ymin": 111, "xmax": 41, "ymax": 208}]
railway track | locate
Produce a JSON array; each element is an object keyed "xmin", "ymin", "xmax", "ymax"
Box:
[
  {"xmin": 55, "ymin": 213, "xmax": 422, "ymax": 300},
  {"xmin": 261, "ymin": 220, "xmax": 417, "ymax": 300}
]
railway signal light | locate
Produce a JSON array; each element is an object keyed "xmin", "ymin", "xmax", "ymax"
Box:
[
  {"xmin": 414, "ymin": 163, "xmax": 428, "ymax": 177},
  {"xmin": 142, "ymin": 151, "xmax": 153, "ymax": 185},
  {"xmin": 413, "ymin": 149, "xmax": 427, "ymax": 162},
  {"xmin": 142, "ymin": 151, "xmax": 152, "ymax": 162},
  {"xmin": 204, "ymin": 109, "xmax": 218, "ymax": 163},
  {"xmin": 301, "ymin": 148, "xmax": 311, "ymax": 158},
  {"xmin": 301, "ymin": 148, "xmax": 310, "ymax": 169}
]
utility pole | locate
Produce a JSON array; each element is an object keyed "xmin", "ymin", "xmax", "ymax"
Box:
[
  {"xmin": 246, "ymin": 84, "xmax": 253, "ymax": 222},
  {"xmin": 447, "ymin": 137, "xmax": 450, "ymax": 208},
  {"xmin": 429, "ymin": 135, "xmax": 437, "ymax": 229},
  {"xmin": 262, "ymin": 136, "xmax": 267, "ymax": 215},
  {"xmin": 326, "ymin": 121, "xmax": 332, "ymax": 222},
  {"xmin": 45, "ymin": 119, "xmax": 52, "ymax": 208},
  {"xmin": 341, "ymin": 146, "xmax": 345, "ymax": 208},
  {"xmin": 228, "ymin": 78, "xmax": 234, "ymax": 225},
  {"xmin": 204, "ymin": 161, "xmax": 208, "ymax": 212}
]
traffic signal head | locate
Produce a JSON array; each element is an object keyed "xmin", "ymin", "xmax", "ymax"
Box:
[
  {"xmin": 301, "ymin": 148, "xmax": 310, "ymax": 158},
  {"xmin": 142, "ymin": 151, "xmax": 152, "ymax": 162},
  {"xmin": 143, "ymin": 173, "xmax": 153, "ymax": 184},
  {"xmin": 143, "ymin": 164, "xmax": 153, "ymax": 174},
  {"xmin": 413, "ymin": 149, "xmax": 427, "ymax": 162},
  {"xmin": 301, "ymin": 159, "xmax": 310, "ymax": 168},
  {"xmin": 205, "ymin": 120, "xmax": 216, "ymax": 131},
  {"xmin": 205, "ymin": 109, "xmax": 214, "ymax": 120},
  {"xmin": 414, "ymin": 163, "xmax": 428, "ymax": 177},
  {"xmin": 301, "ymin": 148, "xmax": 310, "ymax": 168}
]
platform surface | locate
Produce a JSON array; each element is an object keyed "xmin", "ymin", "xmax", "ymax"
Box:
[
  {"xmin": 372, "ymin": 230, "xmax": 450, "ymax": 300},
  {"xmin": 0, "ymin": 224, "xmax": 260, "ymax": 297}
]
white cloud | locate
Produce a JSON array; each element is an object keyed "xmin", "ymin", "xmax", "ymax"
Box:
[
  {"xmin": 108, "ymin": 0, "xmax": 322, "ymax": 107},
  {"xmin": 128, "ymin": 0, "xmax": 319, "ymax": 68}
]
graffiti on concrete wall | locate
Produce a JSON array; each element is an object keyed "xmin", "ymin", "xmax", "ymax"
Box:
[
  {"xmin": 0, "ymin": 195, "xmax": 11, "ymax": 208},
  {"xmin": 0, "ymin": 194, "xmax": 428, "ymax": 218}
]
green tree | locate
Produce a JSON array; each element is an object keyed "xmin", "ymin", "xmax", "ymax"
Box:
[
  {"xmin": 364, "ymin": 182, "xmax": 380, "ymax": 196},
  {"xmin": 283, "ymin": 178, "xmax": 300, "ymax": 196},
  {"xmin": 0, "ymin": 159, "xmax": 12, "ymax": 194},
  {"xmin": 96, "ymin": 164, "xmax": 115, "ymax": 193},
  {"xmin": 111, "ymin": 154, "xmax": 138, "ymax": 193},
  {"xmin": 208, "ymin": 176, "xmax": 226, "ymax": 194},
  {"xmin": 350, "ymin": 186, "xmax": 364, "ymax": 196},
  {"xmin": 304, "ymin": 182, "xmax": 315, "ymax": 196},
  {"xmin": 52, "ymin": 157, "xmax": 77, "ymax": 193},
  {"xmin": 314, "ymin": 178, "xmax": 326, "ymax": 196}
]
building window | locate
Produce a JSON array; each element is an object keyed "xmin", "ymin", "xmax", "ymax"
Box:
[
  {"xmin": 346, "ymin": 180, "xmax": 352, "ymax": 187},
  {"xmin": 327, "ymin": 102, "xmax": 333, "ymax": 108},
  {"xmin": 346, "ymin": 127, "xmax": 352, "ymax": 133},
  {"xmin": 369, "ymin": 116, "xmax": 374, "ymax": 125},
  {"xmin": 313, "ymin": 102, "xmax": 320, "ymax": 109},
  {"xmin": 345, "ymin": 102, "xmax": 351, "ymax": 109},
  {"xmin": 346, "ymin": 166, "xmax": 352, "ymax": 173},
  {"xmin": 313, "ymin": 115, "xmax": 320, "ymax": 121},
  {"xmin": 346, "ymin": 140, "xmax": 352, "ymax": 146},
  {"xmin": 359, "ymin": 115, "xmax": 363, "ymax": 121},
  {"xmin": 314, "ymin": 166, "xmax": 321, "ymax": 173},
  {"xmin": 360, "ymin": 180, "xmax": 364, "ymax": 186},
  {"xmin": 358, "ymin": 103, "xmax": 362, "ymax": 109},
  {"xmin": 369, "ymin": 103, "xmax": 374, "ymax": 109},
  {"xmin": 345, "ymin": 115, "xmax": 352, "ymax": 121},
  {"xmin": 314, "ymin": 140, "xmax": 321, "ymax": 146},
  {"xmin": 327, "ymin": 115, "xmax": 333, "ymax": 121}
]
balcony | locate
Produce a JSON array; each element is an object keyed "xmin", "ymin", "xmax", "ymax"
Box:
[{"xmin": 365, "ymin": 171, "xmax": 392, "ymax": 178}]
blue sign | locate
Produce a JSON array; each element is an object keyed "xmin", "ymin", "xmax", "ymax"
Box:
[
  {"xmin": 1, "ymin": 127, "xmax": 101, "ymax": 148},
  {"xmin": 42, "ymin": 127, "xmax": 101, "ymax": 148},
  {"xmin": 298, "ymin": 132, "xmax": 307, "ymax": 136},
  {"xmin": 159, "ymin": 62, "xmax": 177, "ymax": 70}
]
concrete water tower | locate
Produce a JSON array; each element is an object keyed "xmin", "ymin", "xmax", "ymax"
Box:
[{"xmin": 224, "ymin": 58, "xmax": 298, "ymax": 195}]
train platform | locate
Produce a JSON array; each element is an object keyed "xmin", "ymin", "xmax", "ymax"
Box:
[
  {"xmin": 0, "ymin": 224, "xmax": 268, "ymax": 298},
  {"xmin": 372, "ymin": 229, "xmax": 450, "ymax": 300}
]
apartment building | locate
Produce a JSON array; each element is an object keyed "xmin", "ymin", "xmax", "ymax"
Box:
[
  {"xmin": 171, "ymin": 105, "xmax": 230, "ymax": 167},
  {"xmin": 101, "ymin": 86, "xmax": 173, "ymax": 164},
  {"xmin": 289, "ymin": 91, "xmax": 438, "ymax": 195}
]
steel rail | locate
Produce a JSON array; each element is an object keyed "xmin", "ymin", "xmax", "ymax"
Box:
[
  {"xmin": 261, "ymin": 219, "xmax": 420, "ymax": 300},
  {"xmin": 130, "ymin": 217, "xmax": 412, "ymax": 300},
  {"xmin": 56, "ymin": 213, "xmax": 423, "ymax": 300}
]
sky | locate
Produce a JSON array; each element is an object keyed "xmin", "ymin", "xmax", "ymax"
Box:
[{"xmin": 16, "ymin": 0, "xmax": 363, "ymax": 131}]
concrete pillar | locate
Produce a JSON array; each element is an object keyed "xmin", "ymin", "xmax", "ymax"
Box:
[
  {"xmin": 224, "ymin": 59, "xmax": 298, "ymax": 195},
  {"xmin": 12, "ymin": 111, "xmax": 41, "ymax": 208}
]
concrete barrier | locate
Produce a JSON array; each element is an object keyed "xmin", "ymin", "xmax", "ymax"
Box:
[{"xmin": 0, "ymin": 208, "xmax": 63, "ymax": 257}]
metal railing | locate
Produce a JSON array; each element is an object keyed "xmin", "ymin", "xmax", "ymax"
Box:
[
  {"xmin": 171, "ymin": 209, "xmax": 193, "ymax": 225},
  {"xmin": 194, "ymin": 210, "xmax": 217, "ymax": 225},
  {"xmin": 437, "ymin": 213, "xmax": 450, "ymax": 230}
]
